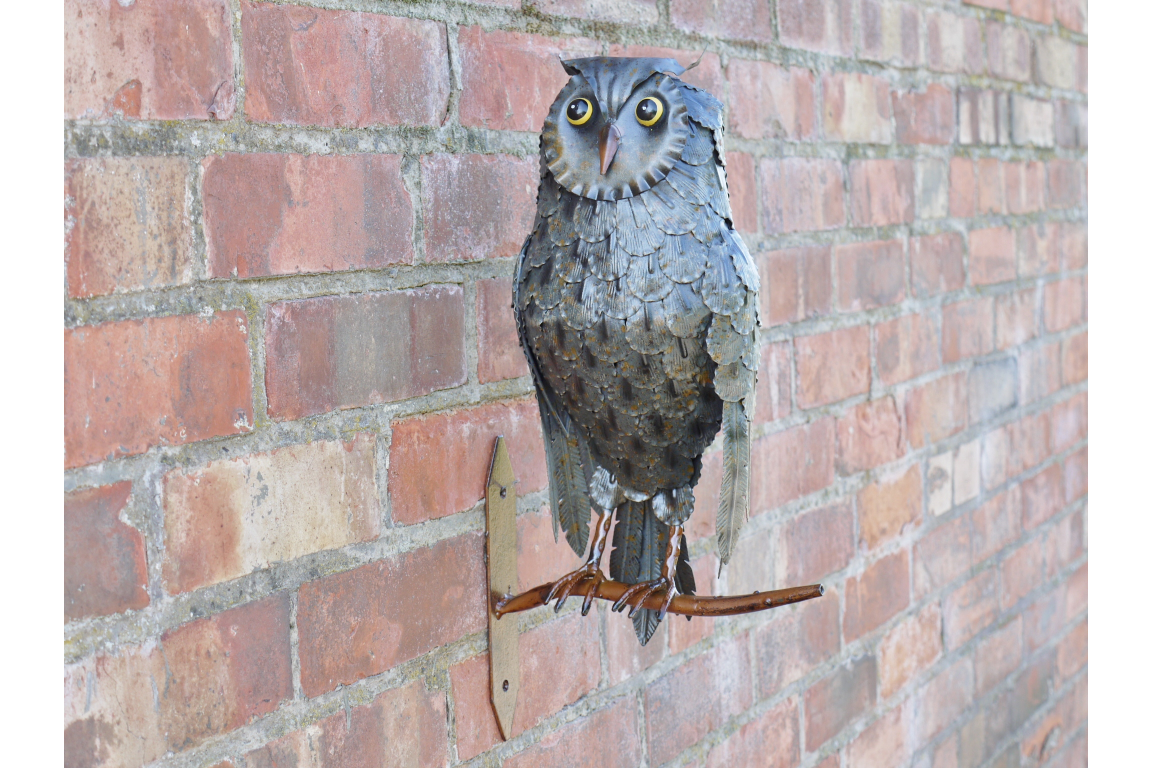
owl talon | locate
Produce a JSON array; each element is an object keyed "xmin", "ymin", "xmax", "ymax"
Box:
[
  {"xmin": 612, "ymin": 576, "xmax": 678, "ymax": 617},
  {"xmin": 547, "ymin": 562, "xmax": 602, "ymax": 612}
]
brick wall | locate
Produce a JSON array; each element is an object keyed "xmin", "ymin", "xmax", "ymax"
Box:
[{"xmin": 63, "ymin": 1, "xmax": 1087, "ymax": 766}]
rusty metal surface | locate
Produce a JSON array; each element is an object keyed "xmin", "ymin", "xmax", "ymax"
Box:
[{"xmin": 485, "ymin": 437, "xmax": 519, "ymax": 740}]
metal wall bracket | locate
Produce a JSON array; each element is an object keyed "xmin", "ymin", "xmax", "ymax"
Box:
[{"xmin": 485, "ymin": 436, "xmax": 519, "ymax": 740}]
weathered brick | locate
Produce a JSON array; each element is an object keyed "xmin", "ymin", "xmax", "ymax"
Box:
[
  {"xmin": 823, "ymin": 72, "xmax": 893, "ymax": 143},
  {"xmin": 1022, "ymin": 463, "xmax": 1064, "ymax": 530},
  {"xmin": 688, "ymin": 451, "xmax": 722, "ymax": 542},
  {"xmin": 422, "ymin": 154, "xmax": 537, "ymax": 263},
  {"xmin": 390, "ymin": 399, "xmax": 547, "ymax": 524},
  {"xmin": 163, "ymin": 435, "xmax": 380, "ymax": 594},
  {"xmin": 458, "ymin": 27, "xmax": 598, "ymax": 132},
  {"xmin": 1036, "ymin": 35, "xmax": 1079, "ymax": 90},
  {"xmin": 894, "ymin": 84, "xmax": 955, "ymax": 145},
  {"xmin": 705, "ymin": 698, "xmax": 800, "ymax": 768},
  {"xmin": 264, "ymin": 287, "xmax": 466, "ymax": 421},
  {"xmin": 64, "ymin": 0, "xmax": 234, "ymax": 120},
  {"xmin": 64, "ymin": 312, "xmax": 253, "ymax": 468},
  {"xmin": 836, "ymin": 396, "xmax": 905, "ymax": 474},
  {"xmin": 915, "ymin": 158, "xmax": 949, "ymax": 219},
  {"xmin": 1055, "ymin": 0, "xmax": 1087, "ymax": 32},
  {"xmin": 64, "ymin": 595, "xmax": 292, "ymax": 766},
  {"xmin": 728, "ymin": 59, "xmax": 817, "ymax": 140},
  {"xmin": 926, "ymin": 11, "xmax": 984, "ymax": 74},
  {"xmin": 944, "ymin": 569, "xmax": 1000, "ymax": 649},
  {"xmin": 1047, "ymin": 159, "xmax": 1085, "ymax": 209},
  {"xmin": 606, "ymin": 606, "xmax": 666, "ymax": 684},
  {"xmin": 1057, "ymin": 619, "xmax": 1087, "ymax": 683},
  {"xmin": 779, "ymin": 503, "xmax": 855, "ymax": 584},
  {"xmin": 950, "ymin": 157, "xmax": 977, "ymax": 218},
  {"xmin": 959, "ymin": 88, "xmax": 1010, "ymax": 145},
  {"xmin": 837, "ymin": 239, "xmax": 906, "ymax": 311},
  {"xmin": 65, "ymin": 482, "xmax": 148, "ymax": 621},
  {"xmin": 987, "ymin": 21, "xmax": 1032, "ymax": 83},
  {"xmin": 517, "ymin": 504, "xmax": 584, "ymax": 592},
  {"xmin": 763, "ymin": 245, "xmax": 833, "ymax": 325},
  {"xmin": 912, "ymin": 657, "xmax": 974, "ymax": 741},
  {"xmin": 795, "ymin": 326, "xmax": 871, "ymax": 408},
  {"xmin": 645, "ymin": 635, "xmax": 753, "ymax": 765},
  {"xmin": 1024, "ymin": 341, "xmax": 1063, "ymax": 403},
  {"xmin": 297, "ymin": 534, "xmax": 485, "ymax": 696},
  {"xmin": 1064, "ymin": 448, "xmax": 1087, "ymax": 503},
  {"xmin": 996, "ymin": 289, "xmax": 1039, "ymax": 352},
  {"xmin": 911, "ymin": 233, "xmax": 965, "ymax": 297},
  {"xmin": 65, "ymin": 157, "xmax": 191, "ymax": 298},
  {"xmin": 906, "ymin": 372, "xmax": 968, "ymax": 448},
  {"xmin": 975, "ymin": 617, "xmax": 1023, "ymax": 697},
  {"xmin": 804, "ymin": 656, "xmax": 878, "ymax": 748},
  {"xmin": 860, "ymin": 0, "xmax": 922, "ymax": 67},
  {"xmin": 969, "ymin": 358, "xmax": 1019, "ymax": 423},
  {"xmin": 1012, "ymin": 0, "xmax": 1054, "ymax": 22},
  {"xmin": 756, "ymin": 590, "xmax": 841, "ymax": 697},
  {"xmin": 726, "ymin": 152, "xmax": 759, "ymax": 234},
  {"xmin": 1062, "ymin": 332, "xmax": 1088, "ymax": 385},
  {"xmin": 752, "ymin": 419, "xmax": 836, "ymax": 512},
  {"xmin": 449, "ymin": 654, "xmax": 503, "ymax": 762},
  {"xmin": 477, "ymin": 278, "xmax": 530, "ymax": 383},
  {"xmin": 943, "ymin": 298, "xmax": 995, "ymax": 363},
  {"xmin": 1066, "ymin": 562, "xmax": 1087, "ymax": 617},
  {"xmin": 848, "ymin": 702, "xmax": 913, "ymax": 768},
  {"xmin": 1011, "ymin": 94, "xmax": 1056, "ymax": 148},
  {"xmin": 243, "ymin": 3, "xmax": 448, "ymax": 127},
  {"xmin": 879, "ymin": 603, "xmax": 943, "ymax": 698},
  {"xmin": 954, "ymin": 440, "xmax": 981, "ymax": 505},
  {"xmin": 761, "ymin": 158, "xmax": 847, "ymax": 233},
  {"xmin": 669, "ymin": 0, "xmax": 773, "ymax": 40},
  {"xmin": 727, "ymin": 525, "xmax": 775, "ymax": 596},
  {"xmin": 914, "ymin": 513, "xmax": 972, "ymax": 598},
  {"xmin": 876, "ymin": 312, "xmax": 942, "ymax": 386},
  {"xmin": 982, "ymin": 414, "xmax": 1052, "ymax": 489},
  {"xmin": 973, "ymin": 487, "xmax": 1023, "ymax": 569},
  {"xmin": 850, "ymin": 159, "xmax": 915, "ymax": 226},
  {"xmin": 203, "ymin": 153, "xmax": 413, "ymax": 278},
  {"xmin": 859, "ymin": 465, "xmax": 922, "ymax": 549},
  {"xmin": 1047, "ymin": 509, "xmax": 1084, "ymax": 579},
  {"xmin": 779, "ymin": 0, "xmax": 853, "ymax": 55},
  {"xmin": 845, "ymin": 551, "xmax": 910, "ymax": 641},
  {"xmin": 1059, "ymin": 222, "xmax": 1088, "ymax": 271},
  {"xmin": 1018, "ymin": 221, "xmax": 1061, "ymax": 277},
  {"xmin": 1002, "ymin": 537, "xmax": 1045, "ymax": 609},
  {"xmin": 1054, "ymin": 100, "xmax": 1089, "ymax": 149},
  {"xmin": 754, "ymin": 342, "xmax": 794, "ymax": 424},
  {"xmin": 1044, "ymin": 277, "xmax": 1086, "ymax": 332},
  {"xmin": 1052, "ymin": 392, "xmax": 1087, "ymax": 452},
  {"xmin": 976, "ymin": 158, "xmax": 1006, "ymax": 214},
  {"xmin": 970, "ymin": 227, "xmax": 1016, "ymax": 285},
  {"xmin": 543, "ymin": 0, "xmax": 658, "ymax": 24},
  {"xmin": 1004, "ymin": 161, "xmax": 1047, "ymax": 214},
  {"xmin": 669, "ymin": 552, "xmax": 718, "ymax": 655},
  {"xmin": 927, "ymin": 452, "xmax": 953, "ymax": 516},
  {"xmin": 514, "ymin": 612, "xmax": 600, "ymax": 734},
  {"xmin": 505, "ymin": 699, "xmax": 642, "ymax": 768}
]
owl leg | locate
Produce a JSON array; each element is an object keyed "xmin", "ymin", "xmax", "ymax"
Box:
[
  {"xmin": 612, "ymin": 524, "xmax": 683, "ymax": 622},
  {"xmin": 545, "ymin": 508, "xmax": 613, "ymax": 616}
]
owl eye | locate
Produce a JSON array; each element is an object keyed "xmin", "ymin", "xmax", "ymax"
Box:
[
  {"xmin": 635, "ymin": 97, "xmax": 664, "ymax": 127},
  {"xmin": 566, "ymin": 98, "xmax": 593, "ymax": 126}
]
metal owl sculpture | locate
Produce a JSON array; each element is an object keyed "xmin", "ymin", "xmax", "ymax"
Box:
[{"xmin": 501, "ymin": 57, "xmax": 820, "ymax": 646}]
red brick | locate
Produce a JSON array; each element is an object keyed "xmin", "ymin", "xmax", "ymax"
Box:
[
  {"xmin": 297, "ymin": 534, "xmax": 485, "ymax": 696},
  {"xmin": 752, "ymin": 420, "xmax": 836, "ymax": 512},
  {"xmin": 859, "ymin": 465, "xmax": 923, "ymax": 549},
  {"xmin": 162, "ymin": 435, "xmax": 380, "ymax": 594},
  {"xmin": 1044, "ymin": 277, "xmax": 1086, "ymax": 332},
  {"xmin": 1018, "ymin": 222, "xmax": 1061, "ymax": 277},
  {"xmin": 1002, "ymin": 538, "xmax": 1045, "ymax": 609},
  {"xmin": 669, "ymin": 552, "xmax": 718, "ymax": 655},
  {"xmin": 1021, "ymin": 464, "xmax": 1064, "ymax": 531},
  {"xmin": 761, "ymin": 158, "xmax": 847, "ymax": 233},
  {"xmin": 754, "ymin": 342, "xmax": 794, "ymax": 425},
  {"xmin": 1004, "ymin": 161, "xmax": 1046, "ymax": 214},
  {"xmin": 942, "ymin": 297, "xmax": 994, "ymax": 363},
  {"xmin": 823, "ymin": 72, "xmax": 893, "ymax": 143},
  {"xmin": 971, "ymin": 486, "xmax": 1023, "ymax": 564},
  {"xmin": 1062, "ymin": 332, "xmax": 1088, "ymax": 385},
  {"xmin": 894, "ymin": 84, "xmax": 955, "ymax": 145},
  {"xmin": 65, "ymin": 157, "xmax": 191, "ymax": 298},
  {"xmin": 1057, "ymin": 619, "xmax": 1087, "ymax": 683},
  {"xmin": 756, "ymin": 589, "xmax": 840, "ymax": 697},
  {"xmin": 848, "ymin": 702, "xmax": 913, "ymax": 768},
  {"xmin": 64, "ymin": 595, "xmax": 291, "ymax": 766},
  {"xmin": 1047, "ymin": 160, "xmax": 1085, "ymax": 209},
  {"xmin": 1047, "ymin": 509, "xmax": 1084, "ymax": 579},
  {"xmin": 970, "ymin": 227, "xmax": 1016, "ymax": 286},
  {"xmin": 779, "ymin": 503, "xmax": 855, "ymax": 584},
  {"xmin": 458, "ymin": 27, "xmax": 598, "ymax": 132},
  {"xmin": 670, "ymin": 0, "xmax": 773, "ymax": 42},
  {"xmin": 706, "ymin": 698, "xmax": 800, "ymax": 768},
  {"xmin": 876, "ymin": 313, "xmax": 941, "ymax": 386},
  {"xmin": 264, "ymin": 287, "xmax": 465, "ymax": 421},
  {"xmin": 1023, "ymin": 588, "xmax": 1067, "ymax": 656},
  {"xmin": 1012, "ymin": 0, "xmax": 1053, "ymax": 22},
  {"xmin": 606, "ymin": 606, "xmax": 666, "ymax": 684},
  {"xmin": 64, "ymin": 0, "xmax": 234, "ymax": 120},
  {"xmin": 449, "ymin": 654, "xmax": 502, "ymax": 762},
  {"xmin": 949, "ymin": 158, "xmax": 976, "ymax": 218},
  {"xmin": 911, "ymin": 233, "xmax": 965, "ymax": 298},
  {"xmin": 976, "ymin": 158, "xmax": 1006, "ymax": 214},
  {"xmin": 645, "ymin": 635, "xmax": 753, "ymax": 765},
  {"xmin": 517, "ymin": 504, "xmax": 583, "ymax": 592},
  {"xmin": 1059, "ymin": 222, "xmax": 1088, "ymax": 270},
  {"xmin": 1066, "ymin": 563, "xmax": 1087, "ymax": 617},
  {"xmin": 544, "ymin": 0, "xmax": 658, "ymax": 24},
  {"xmin": 845, "ymin": 551, "xmax": 910, "ymax": 641},
  {"xmin": 836, "ymin": 396, "xmax": 904, "ymax": 474},
  {"xmin": 994, "ymin": 289, "xmax": 1038, "ymax": 351},
  {"xmin": 203, "ymin": 154, "xmax": 413, "ymax": 278},
  {"xmin": 943, "ymin": 569, "xmax": 999, "ymax": 649},
  {"xmin": 64, "ymin": 482, "xmax": 148, "ymax": 621},
  {"xmin": 795, "ymin": 326, "xmax": 870, "ymax": 408},
  {"xmin": 804, "ymin": 656, "xmax": 878, "ymax": 748},
  {"xmin": 687, "ymin": 451, "xmax": 722, "ymax": 542},
  {"xmin": 927, "ymin": 11, "xmax": 984, "ymax": 74},
  {"xmin": 912, "ymin": 657, "xmax": 974, "ymax": 741},
  {"xmin": 505, "ymin": 699, "xmax": 642, "ymax": 768},
  {"xmin": 389, "ymin": 399, "xmax": 547, "ymax": 524},
  {"xmin": 726, "ymin": 152, "xmax": 759, "ymax": 234},
  {"xmin": 728, "ymin": 59, "xmax": 817, "ymax": 141},
  {"xmin": 243, "ymin": 2, "xmax": 448, "ymax": 127},
  {"xmin": 850, "ymin": 160, "xmax": 915, "ymax": 226},
  {"xmin": 606, "ymin": 46, "xmax": 725, "ymax": 97},
  {"xmin": 1051, "ymin": 393, "xmax": 1087, "ymax": 452},
  {"xmin": 914, "ymin": 513, "xmax": 972, "ymax": 598},
  {"xmin": 763, "ymin": 245, "xmax": 832, "ymax": 325},
  {"xmin": 779, "ymin": 0, "xmax": 853, "ymax": 55},
  {"xmin": 975, "ymin": 616, "xmax": 1023, "ymax": 697},
  {"xmin": 860, "ymin": 0, "xmax": 922, "ymax": 67},
  {"xmin": 477, "ymin": 278, "xmax": 529, "ymax": 383},
  {"xmin": 905, "ymin": 372, "xmax": 968, "ymax": 448},
  {"xmin": 422, "ymin": 154, "xmax": 537, "ymax": 263},
  {"xmin": 879, "ymin": 603, "xmax": 943, "ymax": 698},
  {"xmin": 1064, "ymin": 448, "xmax": 1087, "ymax": 502},
  {"xmin": 982, "ymin": 413, "xmax": 1052, "ymax": 489},
  {"xmin": 837, "ymin": 239, "xmax": 906, "ymax": 312},
  {"xmin": 515, "ymin": 613, "xmax": 600, "ymax": 734},
  {"xmin": 1055, "ymin": 0, "xmax": 1086, "ymax": 31},
  {"xmin": 987, "ymin": 21, "xmax": 1032, "ymax": 82},
  {"xmin": 727, "ymin": 526, "xmax": 775, "ymax": 596},
  {"xmin": 64, "ymin": 312, "xmax": 252, "ymax": 468},
  {"xmin": 1022, "ymin": 342, "xmax": 1062, "ymax": 405}
]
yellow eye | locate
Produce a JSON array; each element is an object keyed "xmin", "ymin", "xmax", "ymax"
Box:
[
  {"xmin": 635, "ymin": 97, "xmax": 664, "ymax": 127},
  {"xmin": 566, "ymin": 98, "xmax": 593, "ymax": 126}
]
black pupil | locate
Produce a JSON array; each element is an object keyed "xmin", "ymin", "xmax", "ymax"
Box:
[
  {"xmin": 567, "ymin": 100, "xmax": 589, "ymax": 122},
  {"xmin": 637, "ymin": 99, "xmax": 657, "ymax": 122}
]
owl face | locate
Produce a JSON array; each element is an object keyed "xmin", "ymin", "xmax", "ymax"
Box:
[{"xmin": 542, "ymin": 57, "xmax": 693, "ymax": 201}]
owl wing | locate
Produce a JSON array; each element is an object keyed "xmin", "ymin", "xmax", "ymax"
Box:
[{"xmin": 513, "ymin": 230, "xmax": 593, "ymax": 558}]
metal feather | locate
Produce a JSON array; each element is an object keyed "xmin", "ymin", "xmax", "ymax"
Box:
[
  {"xmin": 609, "ymin": 499, "xmax": 669, "ymax": 645},
  {"xmin": 540, "ymin": 405, "xmax": 593, "ymax": 556},
  {"xmin": 716, "ymin": 398, "xmax": 751, "ymax": 565}
]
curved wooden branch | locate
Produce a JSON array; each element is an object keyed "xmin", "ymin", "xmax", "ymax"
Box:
[{"xmin": 493, "ymin": 579, "xmax": 824, "ymax": 618}]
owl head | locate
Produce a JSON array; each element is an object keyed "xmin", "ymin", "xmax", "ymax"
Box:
[{"xmin": 542, "ymin": 56, "xmax": 698, "ymax": 201}]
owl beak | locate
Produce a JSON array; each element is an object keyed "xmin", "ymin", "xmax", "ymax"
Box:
[{"xmin": 599, "ymin": 123, "xmax": 623, "ymax": 175}]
